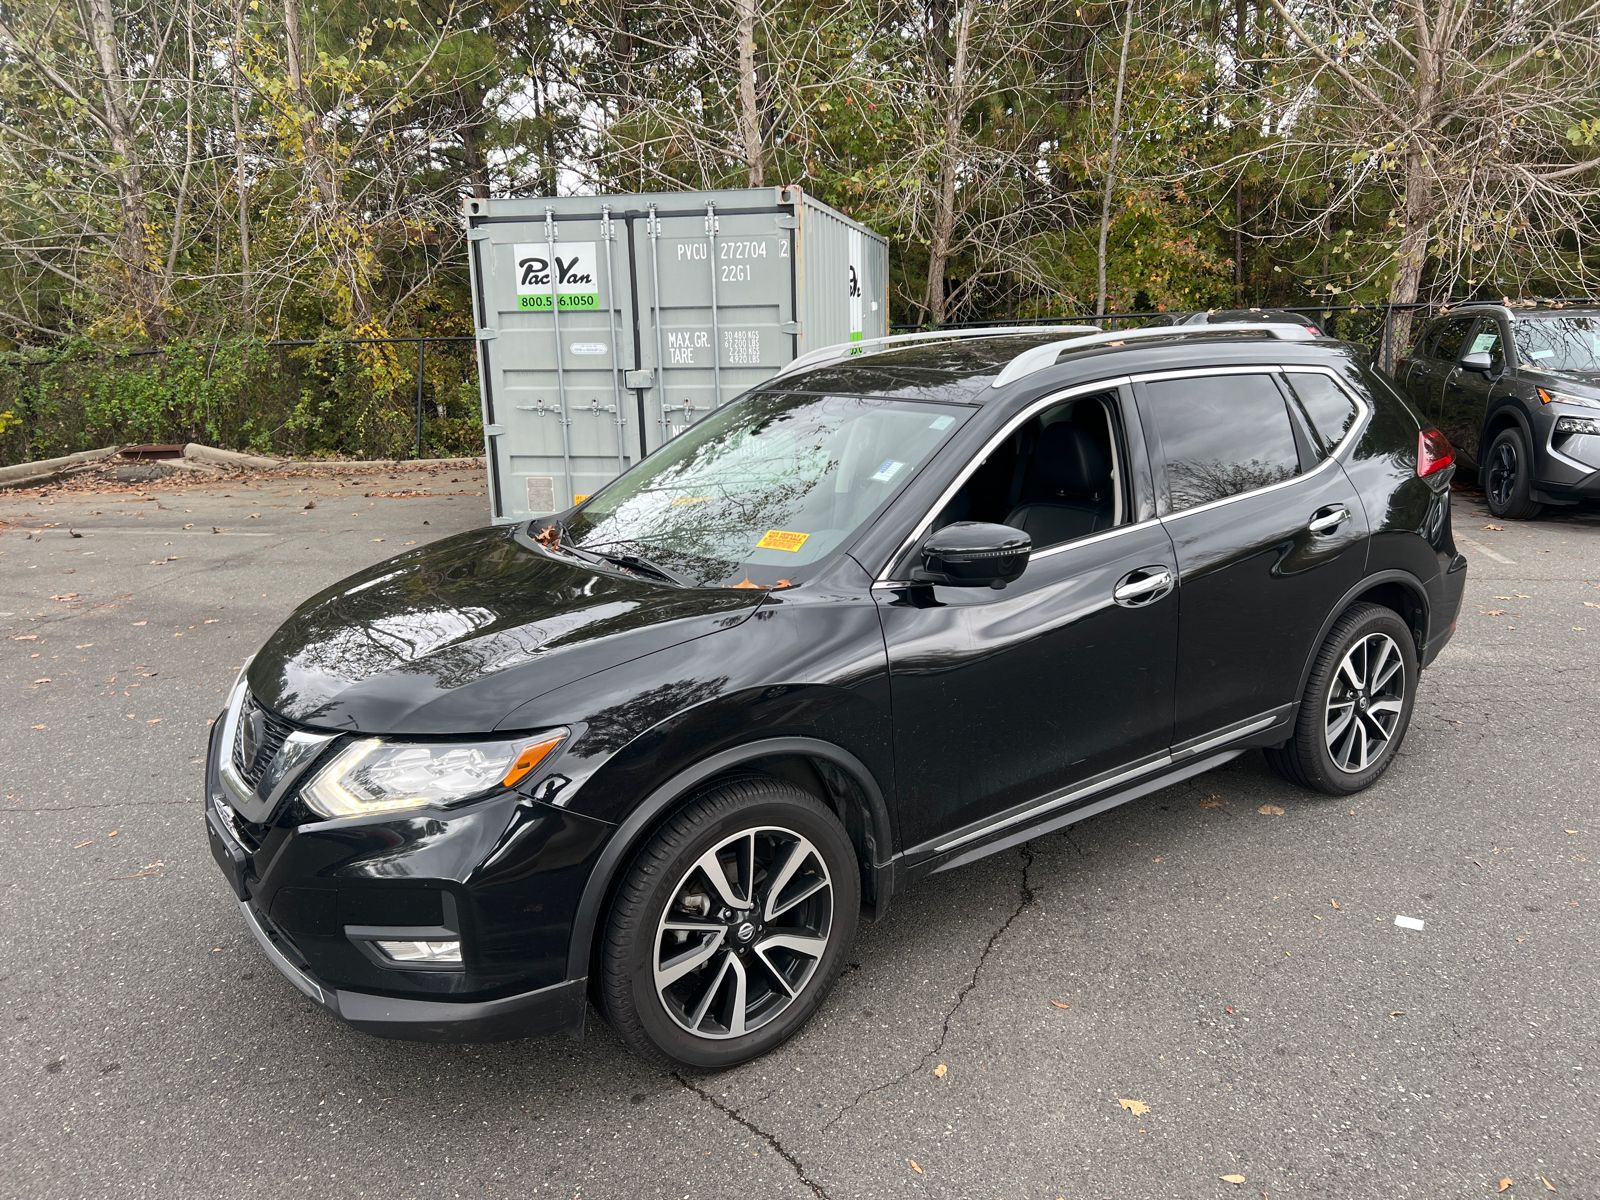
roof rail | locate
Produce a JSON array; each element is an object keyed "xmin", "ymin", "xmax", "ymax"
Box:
[
  {"xmin": 990, "ymin": 323, "xmax": 1320, "ymax": 389},
  {"xmin": 774, "ymin": 324, "xmax": 1101, "ymax": 379}
]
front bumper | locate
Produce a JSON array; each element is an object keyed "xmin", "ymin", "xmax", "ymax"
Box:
[
  {"xmin": 203, "ymin": 691, "xmax": 613, "ymax": 1043},
  {"xmin": 235, "ymin": 897, "xmax": 587, "ymax": 1042}
]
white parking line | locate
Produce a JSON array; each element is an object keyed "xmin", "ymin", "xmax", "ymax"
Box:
[{"xmin": 1458, "ymin": 536, "xmax": 1516, "ymax": 565}]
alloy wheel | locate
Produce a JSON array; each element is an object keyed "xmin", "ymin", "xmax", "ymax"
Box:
[
  {"xmin": 1324, "ymin": 632, "xmax": 1406, "ymax": 773},
  {"xmin": 653, "ymin": 826, "xmax": 833, "ymax": 1040},
  {"xmin": 1488, "ymin": 439, "xmax": 1518, "ymax": 509}
]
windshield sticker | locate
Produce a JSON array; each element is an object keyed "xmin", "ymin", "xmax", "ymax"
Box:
[
  {"xmin": 670, "ymin": 495, "xmax": 713, "ymax": 506},
  {"xmin": 929, "ymin": 415, "xmax": 955, "ymax": 430},
  {"xmin": 870, "ymin": 459, "xmax": 906, "ymax": 483},
  {"xmin": 757, "ymin": 529, "xmax": 810, "ymax": 552}
]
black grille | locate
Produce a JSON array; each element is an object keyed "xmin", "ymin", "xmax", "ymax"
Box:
[{"xmin": 232, "ymin": 693, "xmax": 296, "ymax": 789}]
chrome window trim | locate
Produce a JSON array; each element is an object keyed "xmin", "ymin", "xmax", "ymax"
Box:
[
  {"xmin": 872, "ymin": 376, "xmax": 1134, "ymax": 585},
  {"xmin": 1136, "ymin": 364, "xmax": 1371, "ymax": 524}
]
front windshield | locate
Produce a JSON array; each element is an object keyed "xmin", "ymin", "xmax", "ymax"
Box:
[
  {"xmin": 557, "ymin": 391, "xmax": 969, "ymax": 588},
  {"xmin": 1513, "ymin": 316, "xmax": 1600, "ymax": 371}
]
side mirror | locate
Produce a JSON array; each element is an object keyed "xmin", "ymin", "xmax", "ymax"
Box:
[
  {"xmin": 1460, "ymin": 350, "xmax": 1494, "ymax": 374},
  {"xmin": 909, "ymin": 521, "xmax": 1031, "ymax": 589}
]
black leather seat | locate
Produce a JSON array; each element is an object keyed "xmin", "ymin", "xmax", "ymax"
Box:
[{"xmin": 1003, "ymin": 421, "xmax": 1113, "ymax": 547}]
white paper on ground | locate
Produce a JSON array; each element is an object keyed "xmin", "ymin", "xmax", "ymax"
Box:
[{"xmin": 1394, "ymin": 915, "xmax": 1425, "ymax": 931}]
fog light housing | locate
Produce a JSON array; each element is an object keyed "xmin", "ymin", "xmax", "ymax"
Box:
[
  {"xmin": 376, "ymin": 939, "xmax": 462, "ymax": 965},
  {"xmin": 1555, "ymin": 414, "xmax": 1600, "ymax": 436}
]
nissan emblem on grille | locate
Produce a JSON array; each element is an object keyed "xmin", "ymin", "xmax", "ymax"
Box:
[{"xmin": 239, "ymin": 701, "xmax": 265, "ymax": 775}]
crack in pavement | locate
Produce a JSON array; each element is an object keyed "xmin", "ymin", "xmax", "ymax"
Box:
[
  {"xmin": 674, "ymin": 1072, "xmax": 830, "ymax": 1199},
  {"xmin": 821, "ymin": 843, "xmax": 1035, "ymax": 1134}
]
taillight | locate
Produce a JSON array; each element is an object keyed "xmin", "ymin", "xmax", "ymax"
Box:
[{"xmin": 1417, "ymin": 428, "xmax": 1455, "ymax": 477}]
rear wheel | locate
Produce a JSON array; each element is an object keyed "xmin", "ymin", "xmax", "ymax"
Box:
[
  {"xmin": 600, "ymin": 776, "xmax": 859, "ymax": 1070},
  {"xmin": 1484, "ymin": 426, "xmax": 1543, "ymax": 520},
  {"xmin": 1265, "ymin": 602, "xmax": 1418, "ymax": 796}
]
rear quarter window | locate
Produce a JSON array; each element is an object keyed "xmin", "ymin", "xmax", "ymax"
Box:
[{"xmin": 1285, "ymin": 373, "xmax": 1360, "ymax": 451}]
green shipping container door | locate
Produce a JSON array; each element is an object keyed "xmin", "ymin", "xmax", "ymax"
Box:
[{"xmin": 464, "ymin": 186, "xmax": 890, "ymax": 524}]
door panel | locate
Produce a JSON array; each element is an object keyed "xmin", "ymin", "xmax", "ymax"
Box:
[
  {"xmin": 1440, "ymin": 318, "xmax": 1504, "ymax": 465},
  {"xmin": 1137, "ymin": 371, "xmax": 1370, "ymax": 745},
  {"xmin": 879, "ymin": 520, "xmax": 1178, "ymax": 853}
]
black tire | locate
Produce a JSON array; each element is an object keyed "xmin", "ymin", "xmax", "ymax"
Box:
[
  {"xmin": 1264, "ymin": 602, "xmax": 1419, "ymax": 796},
  {"xmin": 1484, "ymin": 426, "xmax": 1543, "ymax": 520},
  {"xmin": 599, "ymin": 776, "xmax": 860, "ymax": 1070}
]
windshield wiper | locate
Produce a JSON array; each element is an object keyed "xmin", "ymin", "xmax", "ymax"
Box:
[{"xmin": 589, "ymin": 549, "xmax": 689, "ymax": 586}]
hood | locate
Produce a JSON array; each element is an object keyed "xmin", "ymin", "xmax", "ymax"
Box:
[
  {"xmin": 249, "ymin": 525, "xmax": 765, "ymax": 734},
  {"xmin": 1529, "ymin": 367, "xmax": 1600, "ymax": 395}
]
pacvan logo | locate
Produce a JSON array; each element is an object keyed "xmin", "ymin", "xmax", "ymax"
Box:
[
  {"xmin": 519, "ymin": 255, "xmax": 594, "ymax": 288},
  {"xmin": 848, "ymin": 264, "xmax": 861, "ymax": 299},
  {"xmin": 514, "ymin": 242, "xmax": 598, "ymax": 295}
]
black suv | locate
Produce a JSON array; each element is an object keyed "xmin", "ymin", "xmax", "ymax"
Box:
[
  {"xmin": 205, "ymin": 325, "xmax": 1466, "ymax": 1068},
  {"xmin": 1397, "ymin": 303, "xmax": 1600, "ymax": 518}
]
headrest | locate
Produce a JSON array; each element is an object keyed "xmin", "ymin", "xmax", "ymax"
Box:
[{"xmin": 1028, "ymin": 421, "xmax": 1110, "ymax": 497}]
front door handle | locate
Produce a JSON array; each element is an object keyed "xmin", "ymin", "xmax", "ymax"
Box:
[
  {"xmin": 1113, "ymin": 566, "xmax": 1174, "ymax": 606},
  {"xmin": 1308, "ymin": 505, "xmax": 1350, "ymax": 534}
]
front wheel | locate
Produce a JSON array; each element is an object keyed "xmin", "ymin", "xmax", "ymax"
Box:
[
  {"xmin": 599, "ymin": 776, "xmax": 860, "ymax": 1070},
  {"xmin": 1484, "ymin": 426, "xmax": 1543, "ymax": 520},
  {"xmin": 1264, "ymin": 602, "xmax": 1419, "ymax": 796}
]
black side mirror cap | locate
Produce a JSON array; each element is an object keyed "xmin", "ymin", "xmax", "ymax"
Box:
[{"xmin": 909, "ymin": 521, "xmax": 1032, "ymax": 589}]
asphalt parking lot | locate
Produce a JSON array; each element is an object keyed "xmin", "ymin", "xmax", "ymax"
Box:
[{"xmin": 2, "ymin": 471, "xmax": 1596, "ymax": 1199}]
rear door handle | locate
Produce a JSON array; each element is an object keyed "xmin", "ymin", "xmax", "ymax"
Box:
[
  {"xmin": 1308, "ymin": 505, "xmax": 1350, "ymax": 534},
  {"xmin": 1113, "ymin": 567, "xmax": 1174, "ymax": 606}
]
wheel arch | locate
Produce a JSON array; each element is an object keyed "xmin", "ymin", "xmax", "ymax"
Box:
[
  {"xmin": 565, "ymin": 737, "xmax": 893, "ymax": 982},
  {"xmin": 1292, "ymin": 571, "xmax": 1431, "ymax": 708},
  {"xmin": 1478, "ymin": 402, "xmax": 1533, "ymax": 485}
]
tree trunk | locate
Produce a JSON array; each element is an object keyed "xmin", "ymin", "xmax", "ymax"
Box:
[
  {"xmin": 284, "ymin": 0, "xmax": 371, "ymax": 324},
  {"xmin": 1384, "ymin": 0, "xmax": 1440, "ymax": 363},
  {"xmin": 1096, "ymin": 2, "xmax": 1134, "ymax": 318},
  {"xmin": 925, "ymin": 0, "xmax": 976, "ymax": 327},
  {"xmin": 83, "ymin": 0, "xmax": 165, "ymax": 340},
  {"xmin": 230, "ymin": 0, "xmax": 252, "ymax": 325},
  {"xmin": 736, "ymin": 0, "xmax": 763, "ymax": 187}
]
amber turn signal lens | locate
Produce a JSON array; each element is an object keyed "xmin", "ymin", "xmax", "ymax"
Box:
[{"xmin": 500, "ymin": 733, "xmax": 565, "ymax": 788}]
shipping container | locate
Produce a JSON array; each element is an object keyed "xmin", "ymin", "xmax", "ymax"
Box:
[{"xmin": 464, "ymin": 185, "xmax": 890, "ymax": 523}]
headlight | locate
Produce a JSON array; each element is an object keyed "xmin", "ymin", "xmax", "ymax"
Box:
[
  {"xmin": 1555, "ymin": 415, "xmax": 1600, "ymax": 436},
  {"xmin": 1537, "ymin": 387, "xmax": 1600, "ymax": 409},
  {"xmin": 301, "ymin": 730, "xmax": 565, "ymax": 819}
]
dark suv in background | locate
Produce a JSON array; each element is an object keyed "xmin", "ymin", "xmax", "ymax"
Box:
[
  {"xmin": 1397, "ymin": 303, "xmax": 1600, "ymax": 518},
  {"xmin": 206, "ymin": 324, "xmax": 1466, "ymax": 1069}
]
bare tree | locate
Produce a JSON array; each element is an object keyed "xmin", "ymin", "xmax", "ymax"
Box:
[{"xmin": 1228, "ymin": 0, "xmax": 1600, "ymax": 353}]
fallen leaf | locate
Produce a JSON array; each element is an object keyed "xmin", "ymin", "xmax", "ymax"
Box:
[
  {"xmin": 1258, "ymin": 804, "xmax": 1284, "ymax": 815},
  {"xmin": 1199, "ymin": 795, "xmax": 1225, "ymax": 808},
  {"xmin": 108, "ymin": 830, "xmax": 118, "ymax": 836},
  {"xmin": 1483, "ymin": 523, "xmax": 1505, "ymax": 530},
  {"xmin": 13, "ymin": 634, "xmax": 37, "ymax": 641},
  {"xmin": 1330, "ymin": 900, "xmax": 1341, "ymax": 910},
  {"xmin": 1117, "ymin": 1098, "xmax": 1150, "ymax": 1116},
  {"xmin": 1226, "ymin": 1005, "xmax": 1234, "ymax": 1014},
  {"xmin": 248, "ymin": 513, "xmax": 260, "ymax": 519},
  {"xmin": 74, "ymin": 840, "xmax": 92, "ymax": 849},
  {"xmin": 1541, "ymin": 1176, "xmax": 1556, "ymax": 1191},
  {"xmin": 372, "ymin": 538, "xmax": 385, "ymax": 543},
  {"xmin": 146, "ymin": 718, "xmax": 162, "ymax": 724},
  {"xmin": 132, "ymin": 620, "xmax": 147, "ymax": 626},
  {"xmin": 1050, "ymin": 1000, "xmax": 1070, "ymax": 1010},
  {"xmin": 933, "ymin": 1063, "xmax": 947, "ymax": 1078},
  {"xmin": 1566, "ymin": 830, "xmax": 1580, "ymax": 834},
  {"xmin": 1220, "ymin": 1175, "xmax": 1246, "ymax": 1185},
  {"xmin": 909, "ymin": 1159, "xmax": 922, "ymax": 1175},
  {"xmin": 1389, "ymin": 1010, "xmax": 1404, "ymax": 1017},
  {"xmin": 1480, "ymin": 609, "xmax": 1507, "ymax": 616},
  {"xmin": 30, "ymin": 724, "xmax": 47, "ymax": 730},
  {"xmin": 1585, "ymin": 602, "xmax": 1600, "ymax": 609},
  {"xmin": 1499, "ymin": 1179, "xmax": 1513, "ymax": 1193}
]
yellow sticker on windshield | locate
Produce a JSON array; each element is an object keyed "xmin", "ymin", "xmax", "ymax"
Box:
[
  {"xmin": 671, "ymin": 495, "xmax": 713, "ymax": 506},
  {"xmin": 757, "ymin": 529, "xmax": 810, "ymax": 552}
]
